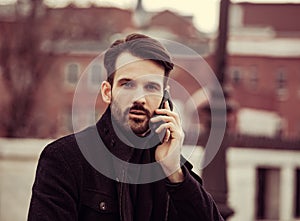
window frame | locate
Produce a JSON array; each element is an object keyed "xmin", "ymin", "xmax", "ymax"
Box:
[{"xmin": 64, "ymin": 62, "xmax": 80, "ymax": 89}]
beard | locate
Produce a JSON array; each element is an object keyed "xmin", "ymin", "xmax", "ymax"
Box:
[{"xmin": 110, "ymin": 98, "xmax": 151, "ymax": 136}]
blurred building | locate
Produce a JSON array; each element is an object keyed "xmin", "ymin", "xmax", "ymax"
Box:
[
  {"xmin": 225, "ymin": 3, "xmax": 300, "ymax": 221},
  {"xmin": 226, "ymin": 2, "xmax": 300, "ymax": 140},
  {"xmin": 0, "ymin": 1, "xmax": 211, "ymax": 138},
  {"xmin": 1, "ymin": 1, "xmax": 299, "ymax": 140}
]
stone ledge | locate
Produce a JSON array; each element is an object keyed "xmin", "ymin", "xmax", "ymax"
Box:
[{"xmin": 0, "ymin": 138, "xmax": 53, "ymax": 160}]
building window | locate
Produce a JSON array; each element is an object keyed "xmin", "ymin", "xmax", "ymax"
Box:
[
  {"xmin": 88, "ymin": 63, "xmax": 103, "ymax": 91},
  {"xmin": 297, "ymin": 75, "xmax": 300, "ymax": 99},
  {"xmin": 65, "ymin": 63, "xmax": 80, "ymax": 87},
  {"xmin": 295, "ymin": 168, "xmax": 300, "ymax": 218},
  {"xmin": 249, "ymin": 66, "xmax": 258, "ymax": 89},
  {"xmin": 256, "ymin": 167, "xmax": 280, "ymax": 220},
  {"xmin": 229, "ymin": 66, "xmax": 242, "ymax": 84},
  {"xmin": 276, "ymin": 68, "xmax": 287, "ymax": 89},
  {"xmin": 275, "ymin": 68, "xmax": 288, "ymax": 101}
]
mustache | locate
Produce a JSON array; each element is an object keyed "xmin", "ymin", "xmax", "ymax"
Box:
[{"xmin": 126, "ymin": 103, "xmax": 151, "ymax": 117}]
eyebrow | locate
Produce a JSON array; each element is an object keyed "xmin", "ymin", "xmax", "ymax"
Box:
[{"xmin": 117, "ymin": 78, "xmax": 132, "ymax": 84}]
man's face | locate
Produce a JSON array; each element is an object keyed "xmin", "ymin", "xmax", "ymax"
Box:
[{"xmin": 106, "ymin": 52, "xmax": 165, "ymax": 136}]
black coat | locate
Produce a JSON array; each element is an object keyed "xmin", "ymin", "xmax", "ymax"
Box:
[{"xmin": 28, "ymin": 109, "xmax": 224, "ymax": 221}]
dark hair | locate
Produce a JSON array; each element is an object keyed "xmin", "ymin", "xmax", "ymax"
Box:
[{"xmin": 104, "ymin": 33, "xmax": 174, "ymax": 88}]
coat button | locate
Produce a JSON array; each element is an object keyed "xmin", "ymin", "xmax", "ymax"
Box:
[{"xmin": 99, "ymin": 201, "xmax": 107, "ymax": 211}]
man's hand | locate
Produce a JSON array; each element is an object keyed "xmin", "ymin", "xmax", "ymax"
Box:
[{"xmin": 150, "ymin": 101, "xmax": 185, "ymax": 183}]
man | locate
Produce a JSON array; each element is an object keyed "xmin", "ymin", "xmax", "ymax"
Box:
[{"xmin": 28, "ymin": 33, "xmax": 224, "ymax": 221}]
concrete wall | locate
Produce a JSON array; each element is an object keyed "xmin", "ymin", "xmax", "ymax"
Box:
[{"xmin": 0, "ymin": 139, "xmax": 52, "ymax": 221}]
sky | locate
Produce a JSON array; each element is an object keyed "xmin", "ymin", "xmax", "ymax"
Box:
[{"xmin": 1, "ymin": 0, "xmax": 300, "ymax": 33}]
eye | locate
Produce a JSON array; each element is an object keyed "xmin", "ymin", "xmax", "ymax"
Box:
[
  {"xmin": 122, "ymin": 81, "xmax": 135, "ymax": 89},
  {"xmin": 145, "ymin": 83, "xmax": 160, "ymax": 92}
]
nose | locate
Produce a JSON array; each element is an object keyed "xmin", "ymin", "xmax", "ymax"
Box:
[{"xmin": 132, "ymin": 87, "xmax": 146, "ymax": 104}]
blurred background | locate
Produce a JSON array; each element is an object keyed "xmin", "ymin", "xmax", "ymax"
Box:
[{"xmin": 0, "ymin": 0, "xmax": 300, "ymax": 220}]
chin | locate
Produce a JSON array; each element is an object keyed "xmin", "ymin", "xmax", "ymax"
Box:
[{"xmin": 129, "ymin": 124, "xmax": 148, "ymax": 135}]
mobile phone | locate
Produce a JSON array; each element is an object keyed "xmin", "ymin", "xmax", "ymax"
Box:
[{"xmin": 148, "ymin": 90, "xmax": 173, "ymax": 145}]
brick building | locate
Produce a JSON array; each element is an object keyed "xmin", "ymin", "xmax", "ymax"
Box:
[
  {"xmin": 224, "ymin": 4, "xmax": 300, "ymax": 219},
  {"xmin": 0, "ymin": 1, "xmax": 299, "ymax": 140},
  {"xmin": 0, "ymin": 2, "xmax": 211, "ymax": 138},
  {"xmin": 225, "ymin": 3, "xmax": 300, "ymax": 139}
]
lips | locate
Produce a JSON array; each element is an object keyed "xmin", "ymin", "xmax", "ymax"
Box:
[
  {"xmin": 128, "ymin": 109, "xmax": 148, "ymax": 120},
  {"xmin": 129, "ymin": 110, "xmax": 146, "ymax": 115}
]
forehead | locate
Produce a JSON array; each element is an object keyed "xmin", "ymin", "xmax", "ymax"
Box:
[{"xmin": 114, "ymin": 52, "xmax": 165, "ymax": 83}]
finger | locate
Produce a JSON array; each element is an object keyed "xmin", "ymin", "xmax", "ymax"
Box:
[
  {"xmin": 164, "ymin": 100, "xmax": 170, "ymax": 110},
  {"xmin": 155, "ymin": 122, "xmax": 174, "ymax": 134},
  {"xmin": 163, "ymin": 129, "xmax": 171, "ymax": 143},
  {"xmin": 155, "ymin": 109, "xmax": 181, "ymax": 124},
  {"xmin": 150, "ymin": 115, "xmax": 175, "ymax": 124},
  {"xmin": 155, "ymin": 108, "xmax": 172, "ymax": 115}
]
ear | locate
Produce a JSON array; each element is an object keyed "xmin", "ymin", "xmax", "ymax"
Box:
[{"xmin": 101, "ymin": 81, "xmax": 112, "ymax": 104}]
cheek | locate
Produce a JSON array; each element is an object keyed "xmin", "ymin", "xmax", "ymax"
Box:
[
  {"xmin": 146, "ymin": 95, "xmax": 163, "ymax": 111},
  {"xmin": 112, "ymin": 89, "xmax": 130, "ymax": 104},
  {"xmin": 113, "ymin": 98, "xmax": 128, "ymax": 112}
]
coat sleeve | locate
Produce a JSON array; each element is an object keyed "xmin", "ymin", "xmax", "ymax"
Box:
[
  {"xmin": 28, "ymin": 143, "xmax": 80, "ymax": 221},
  {"xmin": 165, "ymin": 166, "xmax": 224, "ymax": 221}
]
